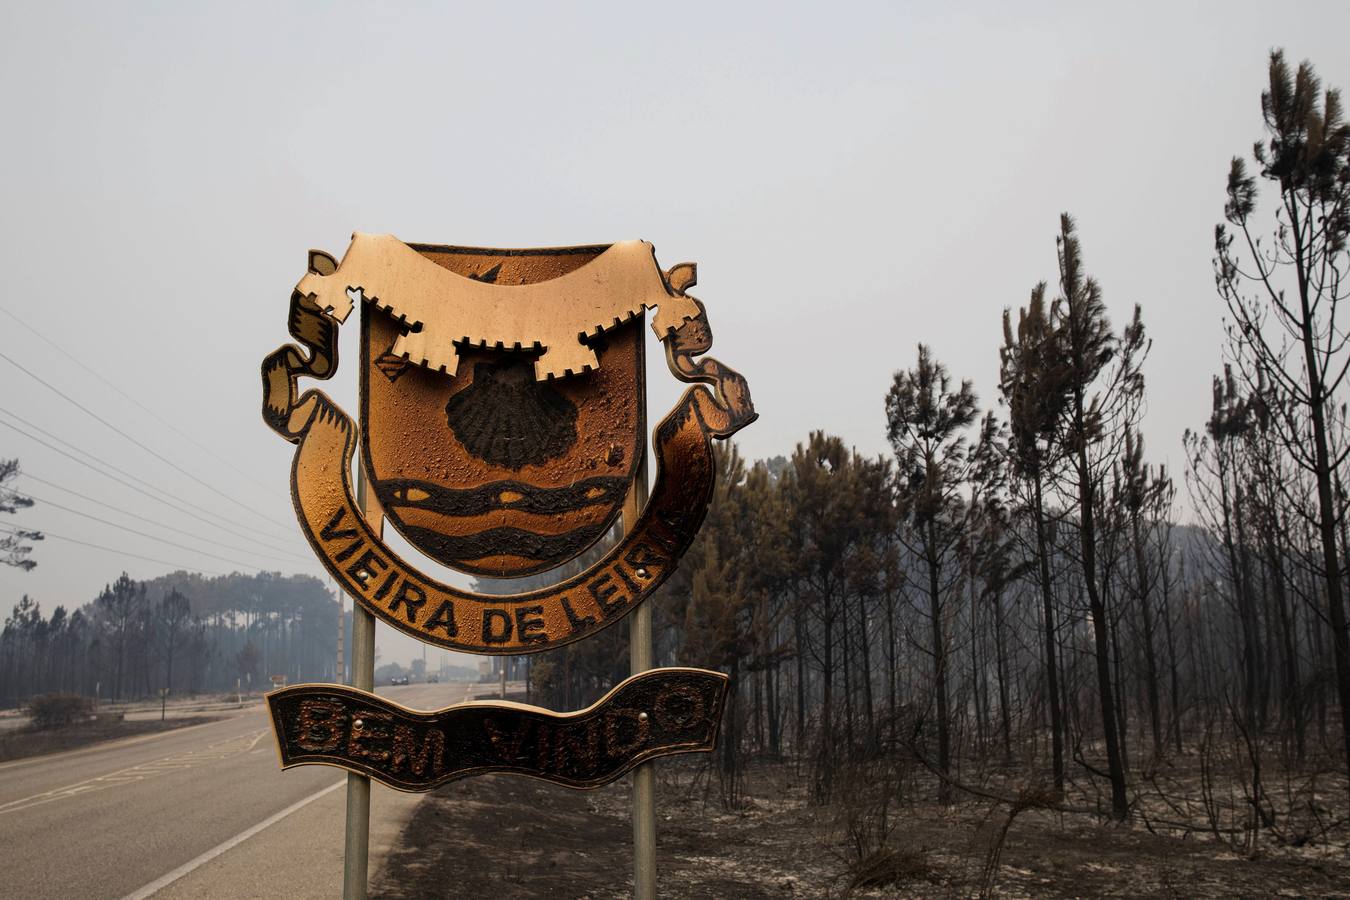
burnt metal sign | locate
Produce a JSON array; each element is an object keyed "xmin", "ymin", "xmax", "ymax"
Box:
[
  {"xmin": 261, "ymin": 234, "xmax": 756, "ymax": 654},
  {"xmin": 359, "ymin": 242, "xmax": 653, "ymax": 579},
  {"xmin": 267, "ymin": 668, "xmax": 727, "ymax": 791}
]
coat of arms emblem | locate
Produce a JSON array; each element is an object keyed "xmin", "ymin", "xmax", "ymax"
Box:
[
  {"xmin": 262, "ymin": 233, "xmax": 755, "ymax": 653},
  {"xmin": 360, "ymin": 241, "xmax": 655, "ymax": 578}
]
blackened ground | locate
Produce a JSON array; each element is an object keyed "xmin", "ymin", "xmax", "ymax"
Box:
[
  {"xmin": 372, "ymin": 760, "xmax": 1350, "ymax": 899},
  {"xmin": 369, "ymin": 762, "xmax": 820, "ymax": 900}
]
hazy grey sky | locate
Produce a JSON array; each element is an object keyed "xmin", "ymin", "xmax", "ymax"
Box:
[{"xmin": 2, "ymin": 2, "xmax": 1347, "ymax": 667}]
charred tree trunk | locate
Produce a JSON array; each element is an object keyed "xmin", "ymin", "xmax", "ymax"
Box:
[
  {"xmin": 1131, "ymin": 513, "xmax": 1163, "ymax": 757},
  {"xmin": 927, "ymin": 523, "xmax": 951, "ymax": 804},
  {"xmin": 841, "ymin": 604, "xmax": 855, "ymax": 757},
  {"xmin": 794, "ymin": 601, "xmax": 806, "ymax": 758},
  {"xmin": 1033, "ymin": 475, "xmax": 1066, "ymax": 791},
  {"xmin": 1159, "ymin": 557, "xmax": 1183, "ymax": 755},
  {"xmin": 1290, "ymin": 199, "xmax": 1350, "ymax": 789},
  {"xmin": 886, "ymin": 586, "xmax": 898, "ymax": 749},
  {"xmin": 993, "ymin": 585, "xmax": 1013, "ymax": 766},
  {"xmin": 767, "ymin": 650, "xmax": 781, "ymax": 759},
  {"xmin": 1074, "ymin": 409, "xmax": 1129, "ymax": 819},
  {"xmin": 857, "ymin": 591, "xmax": 875, "ymax": 753}
]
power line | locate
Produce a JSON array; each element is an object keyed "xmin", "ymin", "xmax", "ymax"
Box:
[
  {"xmin": 15, "ymin": 471, "xmax": 306, "ymax": 567},
  {"xmin": 0, "ymin": 348, "xmax": 298, "ymax": 535},
  {"xmin": 15, "ymin": 487, "xmax": 279, "ymax": 572},
  {"xmin": 0, "ymin": 523, "xmax": 226, "ymax": 577},
  {"xmin": 0, "ymin": 413, "xmax": 312, "ymax": 564},
  {"xmin": 0, "ymin": 303, "xmax": 279, "ymax": 497},
  {"xmin": 0, "ymin": 410, "xmax": 310, "ymax": 561},
  {"xmin": 0, "ymin": 405, "xmax": 300, "ymax": 549}
]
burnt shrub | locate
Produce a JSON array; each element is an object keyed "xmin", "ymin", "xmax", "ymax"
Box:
[
  {"xmin": 849, "ymin": 847, "xmax": 933, "ymax": 891},
  {"xmin": 26, "ymin": 693, "xmax": 94, "ymax": 730}
]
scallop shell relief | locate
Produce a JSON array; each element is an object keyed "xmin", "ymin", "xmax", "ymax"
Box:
[{"xmin": 444, "ymin": 359, "xmax": 578, "ymax": 469}]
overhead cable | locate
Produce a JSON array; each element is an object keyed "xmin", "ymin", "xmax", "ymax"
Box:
[
  {"xmin": 0, "ymin": 522, "xmax": 227, "ymax": 577},
  {"xmin": 0, "ymin": 348, "xmax": 297, "ymax": 535},
  {"xmin": 0, "ymin": 413, "xmax": 311, "ymax": 563},
  {"xmin": 15, "ymin": 471, "xmax": 305, "ymax": 567},
  {"xmin": 15, "ymin": 489, "xmax": 273, "ymax": 572},
  {"xmin": 0, "ymin": 304, "xmax": 278, "ymax": 496}
]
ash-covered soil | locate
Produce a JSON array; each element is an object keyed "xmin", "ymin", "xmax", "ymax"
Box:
[{"xmin": 371, "ymin": 760, "xmax": 1350, "ymax": 899}]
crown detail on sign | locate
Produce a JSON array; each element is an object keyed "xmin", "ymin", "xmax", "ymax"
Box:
[{"xmin": 296, "ymin": 234, "xmax": 702, "ymax": 380}]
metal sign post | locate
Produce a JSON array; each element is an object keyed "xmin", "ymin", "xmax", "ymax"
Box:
[
  {"xmin": 624, "ymin": 464, "xmax": 656, "ymax": 900},
  {"xmin": 343, "ymin": 466, "xmax": 380, "ymax": 900}
]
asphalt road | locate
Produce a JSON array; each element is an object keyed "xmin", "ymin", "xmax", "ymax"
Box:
[{"xmin": 0, "ymin": 681, "xmax": 509, "ymax": 899}]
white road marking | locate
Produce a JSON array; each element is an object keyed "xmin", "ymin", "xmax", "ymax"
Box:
[
  {"xmin": 120, "ymin": 779, "xmax": 345, "ymax": 900},
  {"xmin": 0, "ymin": 729, "xmax": 269, "ymax": 816},
  {"xmin": 0, "ymin": 716, "xmax": 234, "ymax": 772}
]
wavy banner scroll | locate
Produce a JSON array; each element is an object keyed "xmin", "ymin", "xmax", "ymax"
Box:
[{"xmin": 267, "ymin": 668, "xmax": 728, "ymax": 791}]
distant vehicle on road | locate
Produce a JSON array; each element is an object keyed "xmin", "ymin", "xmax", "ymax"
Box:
[
  {"xmin": 389, "ymin": 675, "xmax": 409, "ymax": 686},
  {"xmin": 427, "ymin": 675, "xmax": 439, "ymax": 683}
]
